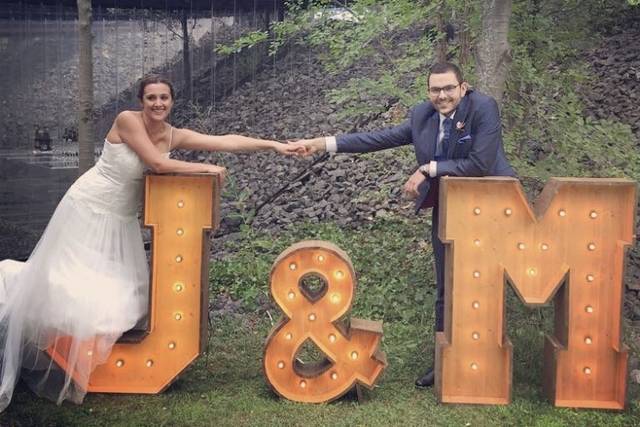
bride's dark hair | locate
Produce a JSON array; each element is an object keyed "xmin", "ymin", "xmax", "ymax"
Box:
[{"xmin": 137, "ymin": 75, "xmax": 175, "ymax": 100}]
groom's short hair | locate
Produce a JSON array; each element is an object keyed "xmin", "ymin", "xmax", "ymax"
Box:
[{"xmin": 429, "ymin": 62, "xmax": 464, "ymax": 84}]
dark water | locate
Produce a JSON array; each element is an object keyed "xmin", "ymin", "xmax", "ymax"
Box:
[{"xmin": 0, "ymin": 147, "xmax": 81, "ymax": 259}]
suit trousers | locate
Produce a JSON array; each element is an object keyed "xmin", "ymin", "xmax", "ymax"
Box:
[{"xmin": 431, "ymin": 205, "xmax": 445, "ymax": 333}]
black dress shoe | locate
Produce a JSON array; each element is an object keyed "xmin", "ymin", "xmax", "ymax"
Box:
[{"xmin": 415, "ymin": 368, "xmax": 435, "ymax": 388}]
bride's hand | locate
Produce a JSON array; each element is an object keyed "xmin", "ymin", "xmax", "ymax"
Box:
[
  {"xmin": 205, "ymin": 164, "xmax": 226, "ymax": 186},
  {"xmin": 273, "ymin": 141, "xmax": 307, "ymax": 156}
]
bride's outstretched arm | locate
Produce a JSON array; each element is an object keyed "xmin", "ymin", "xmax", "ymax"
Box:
[
  {"xmin": 116, "ymin": 111, "xmax": 225, "ymax": 175},
  {"xmin": 172, "ymin": 128, "xmax": 304, "ymax": 156}
]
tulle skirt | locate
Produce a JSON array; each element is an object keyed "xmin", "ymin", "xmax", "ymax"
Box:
[{"xmin": 0, "ymin": 192, "xmax": 149, "ymax": 410}]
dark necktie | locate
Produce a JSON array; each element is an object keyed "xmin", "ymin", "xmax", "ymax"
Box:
[
  {"xmin": 441, "ymin": 116, "xmax": 453, "ymax": 157},
  {"xmin": 436, "ymin": 117, "xmax": 453, "ymax": 160}
]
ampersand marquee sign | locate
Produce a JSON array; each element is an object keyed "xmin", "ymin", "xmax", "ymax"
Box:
[
  {"xmin": 48, "ymin": 173, "xmax": 220, "ymax": 393},
  {"xmin": 436, "ymin": 177, "xmax": 636, "ymax": 409},
  {"xmin": 264, "ymin": 241, "xmax": 387, "ymax": 403}
]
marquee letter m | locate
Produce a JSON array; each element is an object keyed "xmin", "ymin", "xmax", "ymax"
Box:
[{"xmin": 435, "ymin": 177, "xmax": 636, "ymax": 409}]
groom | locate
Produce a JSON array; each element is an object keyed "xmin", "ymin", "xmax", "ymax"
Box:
[{"xmin": 293, "ymin": 62, "xmax": 515, "ymax": 387}]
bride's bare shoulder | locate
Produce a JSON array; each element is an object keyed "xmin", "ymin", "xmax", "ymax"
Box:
[
  {"xmin": 114, "ymin": 111, "xmax": 144, "ymax": 129},
  {"xmin": 115, "ymin": 110, "xmax": 141, "ymax": 122}
]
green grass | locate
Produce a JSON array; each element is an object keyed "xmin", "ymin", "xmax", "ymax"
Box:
[{"xmin": 2, "ymin": 217, "xmax": 639, "ymax": 426}]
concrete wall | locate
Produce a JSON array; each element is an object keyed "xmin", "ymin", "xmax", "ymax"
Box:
[{"xmin": 0, "ymin": 16, "xmax": 217, "ymax": 149}]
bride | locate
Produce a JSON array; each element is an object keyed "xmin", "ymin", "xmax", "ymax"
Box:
[{"xmin": 0, "ymin": 75, "xmax": 303, "ymax": 410}]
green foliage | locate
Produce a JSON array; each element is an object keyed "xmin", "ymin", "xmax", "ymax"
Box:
[
  {"xmin": 214, "ymin": 0, "xmax": 640, "ymax": 180},
  {"xmin": 210, "ymin": 218, "xmax": 434, "ymax": 324},
  {"xmin": 504, "ymin": 0, "xmax": 640, "ymax": 180},
  {"xmin": 302, "ymin": 0, "xmax": 436, "ymax": 119},
  {"xmin": 215, "ymin": 0, "xmax": 436, "ymax": 122},
  {"xmin": 215, "ymin": 31, "xmax": 268, "ymax": 56}
]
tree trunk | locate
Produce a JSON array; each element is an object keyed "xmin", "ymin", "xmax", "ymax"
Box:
[
  {"xmin": 77, "ymin": 0, "xmax": 94, "ymax": 175},
  {"xmin": 458, "ymin": 2, "xmax": 472, "ymax": 68},
  {"xmin": 181, "ymin": 10, "xmax": 192, "ymax": 102},
  {"xmin": 475, "ymin": 0, "xmax": 512, "ymax": 107},
  {"xmin": 435, "ymin": 1, "xmax": 448, "ymax": 62}
]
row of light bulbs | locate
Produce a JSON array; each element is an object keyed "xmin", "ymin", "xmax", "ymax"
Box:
[
  {"xmin": 111, "ymin": 340, "xmax": 177, "ymax": 369},
  {"xmin": 111, "ymin": 198, "xmax": 189, "ymax": 369},
  {"xmin": 472, "ymin": 207, "xmax": 599, "ymax": 219}
]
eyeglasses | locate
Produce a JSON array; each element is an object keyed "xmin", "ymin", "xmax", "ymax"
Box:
[{"xmin": 428, "ymin": 84, "xmax": 460, "ymax": 96}]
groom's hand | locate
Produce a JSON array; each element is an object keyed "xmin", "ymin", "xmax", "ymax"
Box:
[
  {"xmin": 289, "ymin": 138, "xmax": 326, "ymax": 157},
  {"xmin": 403, "ymin": 169, "xmax": 425, "ymax": 199},
  {"xmin": 273, "ymin": 141, "xmax": 307, "ymax": 156}
]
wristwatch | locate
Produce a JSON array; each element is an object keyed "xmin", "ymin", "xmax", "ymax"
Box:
[{"xmin": 418, "ymin": 164, "xmax": 430, "ymax": 178}]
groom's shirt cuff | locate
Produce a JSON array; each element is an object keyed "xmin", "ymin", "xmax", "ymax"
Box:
[
  {"xmin": 325, "ymin": 136, "xmax": 337, "ymax": 153},
  {"xmin": 429, "ymin": 161, "xmax": 437, "ymax": 177}
]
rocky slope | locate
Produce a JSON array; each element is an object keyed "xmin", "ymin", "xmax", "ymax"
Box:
[
  {"xmin": 580, "ymin": 15, "xmax": 640, "ymax": 327},
  {"xmin": 175, "ymin": 22, "xmax": 640, "ymax": 333}
]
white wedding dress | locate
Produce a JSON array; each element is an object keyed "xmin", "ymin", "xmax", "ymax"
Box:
[{"xmin": 0, "ymin": 138, "xmax": 168, "ymax": 410}]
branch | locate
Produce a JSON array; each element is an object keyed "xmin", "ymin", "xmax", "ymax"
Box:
[
  {"xmin": 167, "ymin": 25, "xmax": 183, "ymax": 39},
  {"xmin": 330, "ymin": 0, "xmax": 358, "ymax": 20}
]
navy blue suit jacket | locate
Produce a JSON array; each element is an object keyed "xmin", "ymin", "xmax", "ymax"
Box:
[{"xmin": 336, "ymin": 90, "xmax": 516, "ymax": 211}]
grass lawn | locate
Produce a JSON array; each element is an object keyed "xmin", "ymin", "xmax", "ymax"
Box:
[{"xmin": 1, "ymin": 218, "xmax": 639, "ymax": 426}]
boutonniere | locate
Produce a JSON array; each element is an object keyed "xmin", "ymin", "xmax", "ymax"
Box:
[{"xmin": 456, "ymin": 121, "xmax": 465, "ymax": 130}]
